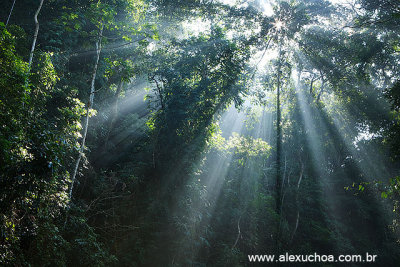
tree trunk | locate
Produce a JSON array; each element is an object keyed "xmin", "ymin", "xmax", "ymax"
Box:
[
  {"xmin": 316, "ymin": 71, "xmax": 326, "ymax": 101},
  {"xmin": 28, "ymin": 0, "xmax": 44, "ymax": 71},
  {"xmin": 275, "ymin": 38, "xmax": 283, "ymax": 254},
  {"xmin": 291, "ymin": 211, "xmax": 300, "ymax": 243},
  {"xmin": 276, "ymin": 45, "xmax": 282, "ymax": 216},
  {"xmin": 280, "ymin": 155, "xmax": 288, "ymax": 214},
  {"xmin": 291, "ymin": 159, "xmax": 304, "ymax": 243},
  {"xmin": 69, "ymin": 24, "xmax": 104, "ymax": 199},
  {"xmin": 5, "ymin": 0, "xmax": 16, "ymax": 27},
  {"xmin": 232, "ymin": 216, "xmax": 242, "ymax": 249}
]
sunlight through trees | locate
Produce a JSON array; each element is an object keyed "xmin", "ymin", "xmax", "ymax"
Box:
[{"xmin": 1, "ymin": 0, "xmax": 400, "ymax": 266}]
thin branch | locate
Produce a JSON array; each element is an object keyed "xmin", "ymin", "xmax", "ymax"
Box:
[
  {"xmin": 249, "ymin": 37, "xmax": 273, "ymax": 81},
  {"xmin": 232, "ymin": 216, "xmax": 242, "ymax": 249},
  {"xmin": 67, "ymin": 36, "xmax": 147, "ymax": 58},
  {"xmin": 5, "ymin": 0, "xmax": 16, "ymax": 27},
  {"xmin": 151, "ymin": 76, "xmax": 165, "ymax": 109}
]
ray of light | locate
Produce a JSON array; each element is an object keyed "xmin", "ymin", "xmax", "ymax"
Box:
[
  {"xmin": 165, "ymin": 103, "xmax": 249, "ymax": 261},
  {"xmin": 293, "ymin": 68, "xmax": 397, "ymax": 248},
  {"xmin": 322, "ymin": 92, "xmax": 393, "ymax": 182},
  {"xmin": 293, "ymin": 73, "xmax": 354, "ymax": 251}
]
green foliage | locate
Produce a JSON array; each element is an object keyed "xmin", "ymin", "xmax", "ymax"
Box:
[
  {"xmin": 145, "ymin": 27, "xmax": 250, "ymax": 176},
  {"xmin": 210, "ymin": 131, "xmax": 271, "ymax": 163},
  {"xmin": 0, "ymin": 20, "xmax": 108, "ymax": 265},
  {"xmin": 1, "ymin": 0, "xmax": 400, "ymax": 265}
]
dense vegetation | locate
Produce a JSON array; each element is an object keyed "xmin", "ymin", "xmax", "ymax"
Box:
[{"xmin": 1, "ymin": 0, "xmax": 400, "ymax": 266}]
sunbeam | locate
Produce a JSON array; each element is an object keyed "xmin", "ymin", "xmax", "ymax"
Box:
[{"xmin": 2, "ymin": 0, "xmax": 400, "ymax": 265}]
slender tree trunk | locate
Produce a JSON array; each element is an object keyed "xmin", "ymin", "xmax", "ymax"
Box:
[
  {"xmin": 316, "ymin": 82, "xmax": 325, "ymax": 102},
  {"xmin": 69, "ymin": 25, "xmax": 104, "ymax": 199},
  {"xmin": 297, "ymin": 161, "xmax": 304, "ymax": 190},
  {"xmin": 291, "ymin": 159, "xmax": 304, "ymax": 243},
  {"xmin": 316, "ymin": 71, "xmax": 326, "ymax": 101},
  {"xmin": 275, "ymin": 39, "xmax": 283, "ymax": 255},
  {"xmin": 280, "ymin": 155, "xmax": 287, "ymax": 213},
  {"xmin": 5, "ymin": 0, "xmax": 16, "ymax": 27},
  {"xmin": 28, "ymin": 0, "xmax": 44, "ymax": 71},
  {"xmin": 291, "ymin": 211, "xmax": 300, "ymax": 242},
  {"xmin": 276, "ymin": 46, "xmax": 282, "ymax": 216},
  {"xmin": 232, "ymin": 216, "xmax": 242, "ymax": 249},
  {"xmin": 309, "ymin": 77, "xmax": 315, "ymax": 95}
]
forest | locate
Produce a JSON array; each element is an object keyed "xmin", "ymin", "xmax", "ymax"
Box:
[{"xmin": 1, "ymin": 0, "xmax": 400, "ymax": 266}]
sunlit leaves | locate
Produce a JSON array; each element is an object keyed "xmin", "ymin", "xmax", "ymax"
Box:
[
  {"xmin": 227, "ymin": 132, "xmax": 271, "ymax": 157},
  {"xmin": 210, "ymin": 131, "xmax": 271, "ymax": 158},
  {"xmin": 145, "ymin": 27, "xmax": 250, "ymax": 168},
  {"xmin": 0, "ymin": 22, "xmax": 97, "ymax": 264},
  {"xmin": 104, "ymin": 58, "xmax": 135, "ymax": 82}
]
